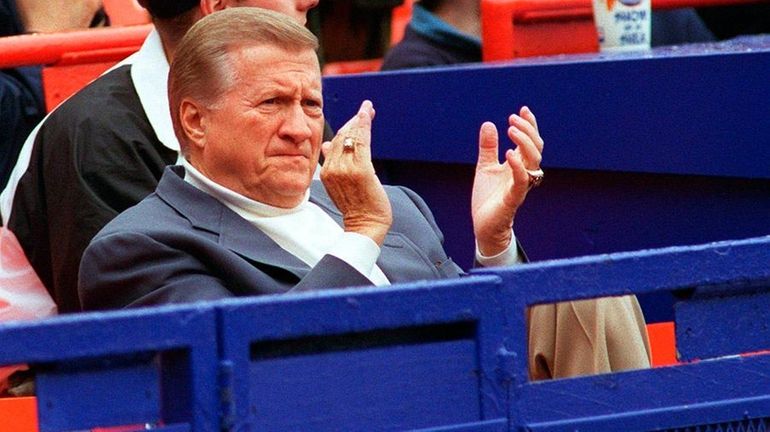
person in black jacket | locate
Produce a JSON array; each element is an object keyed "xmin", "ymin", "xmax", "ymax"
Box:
[{"xmin": 0, "ymin": 0, "xmax": 105, "ymax": 188}]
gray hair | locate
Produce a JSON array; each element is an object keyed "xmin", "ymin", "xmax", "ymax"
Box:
[{"xmin": 168, "ymin": 7, "xmax": 319, "ymax": 154}]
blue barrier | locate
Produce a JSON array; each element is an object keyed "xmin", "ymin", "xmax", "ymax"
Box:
[
  {"xmin": 0, "ymin": 235, "xmax": 768, "ymax": 431},
  {"xmin": 0, "ymin": 305, "xmax": 220, "ymax": 432},
  {"xmin": 216, "ymin": 276, "xmax": 508, "ymax": 432},
  {"xmin": 322, "ymin": 36, "xmax": 770, "ymax": 322},
  {"xmin": 475, "ymin": 234, "xmax": 770, "ymax": 431}
]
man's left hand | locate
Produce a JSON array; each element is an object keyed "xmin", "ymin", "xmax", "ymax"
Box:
[{"xmin": 471, "ymin": 106, "xmax": 544, "ymax": 256}]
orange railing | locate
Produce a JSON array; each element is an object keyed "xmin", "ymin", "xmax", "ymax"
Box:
[
  {"xmin": 0, "ymin": 25, "xmax": 151, "ymax": 69},
  {"xmin": 0, "ymin": 25, "xmax": 152, "ymax": 111}
]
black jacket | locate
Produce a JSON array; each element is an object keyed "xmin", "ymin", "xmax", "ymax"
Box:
[{"xmin": 0, "ymin": 0, "xmax": 45, "ymax": 188}]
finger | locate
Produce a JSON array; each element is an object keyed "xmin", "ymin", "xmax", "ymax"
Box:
[
  {"xmin": 506, "ymin": 149, "xmax": 530, "ymax": 206},
  {"xmin": 520, "ymin": 106, "xmax": 540, "ymax": 133},
  {"xmin": 320, "ymin": 140, "xmax": 341, "ymax": 179},
  {"xmin": 350, "ymin": 100, "xmax": 375, "ymax": 163},
  {"xmin": 508, "ymin": 112, "xmax": 542, "ymax": 150},
  {"xmin": 477, "ymin": 122, "xmax": 500, "ymax": 168},
  {"xmin": 507, "ymin": 123, "xmax": 542, "ymax": 169}
]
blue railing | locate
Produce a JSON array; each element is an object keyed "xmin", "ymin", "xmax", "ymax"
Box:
[
  {"xmin": 1, "ymin": 235, "xmax": 768, "ymax": 431},
  {"xmin": 322, "ymin": 37, "xmax": 770, "ymax": 322}
]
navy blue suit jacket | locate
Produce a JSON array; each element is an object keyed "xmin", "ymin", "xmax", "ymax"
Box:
[{"xmin": 78, "ymin": 166, "xmax": 463, "ymax": 310}]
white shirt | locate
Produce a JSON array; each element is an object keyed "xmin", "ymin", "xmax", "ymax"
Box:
[{"xmin": 182, "ymin": 160, "xmax": 390, "ymax": 286}]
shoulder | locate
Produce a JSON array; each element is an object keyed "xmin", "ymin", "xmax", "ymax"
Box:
[
  {"xmin": 93, "ymin": 170, "xmax": 216, "ymax": 242},
  {"xmin": 95, "ymin": 192, "xmax": 175, "ymax": 238},
  {"xmin": 41, "ymin": 65, "xmax": 149, "ymax": 136},
  {"xmin": 651, "ymin": 9, "xmax": 715, "ymax": 45},
  {"xmin": 33, "ymin": 65, "xmax": 174, "ymax": 175},
  {"xmin": 381, "ymin": 27, "xmax": 456, "ymax": 70}
]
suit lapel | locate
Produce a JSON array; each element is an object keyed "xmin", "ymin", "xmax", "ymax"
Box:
[
  {"xmin": 157, "ymin": 170, "xmax": 440, "ymax": 285},
  {"xmin": 156, "ymin": 167, "xmax": 311, "ymax": 281}
]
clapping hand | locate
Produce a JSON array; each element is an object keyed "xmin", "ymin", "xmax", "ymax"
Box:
[
  {"xmin": 320, "ymin": 101, "xmax": 392, "ymax": 246},
  {"xmin": 472, "ymin": 106, "xmax": 544, "ymax": 256}
]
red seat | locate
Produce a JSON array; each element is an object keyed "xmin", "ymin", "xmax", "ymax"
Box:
[
  {"xmin": 647, "ymin": 321, "xmax": 679, "ymax": 367},
  {"xmin": 0, "ymin": 397, "xmax": 38, "ymax": 432}
]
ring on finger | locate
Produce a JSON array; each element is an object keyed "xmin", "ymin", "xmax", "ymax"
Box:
[
  {"xmin": 526, "ymin": 168, "xmax": 544, "ymax": 190},
  {"xmin": 342, "ymin": 137, "xmax": 358, "ymax": 152}
]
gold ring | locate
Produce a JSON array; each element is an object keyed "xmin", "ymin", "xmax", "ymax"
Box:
[
  {"xmin": 342, "ymin": 137, "xmax": 356, "ymax": 152},
  {"xmin": 526, "ymin": 168, "xmax": 544, "ymax": 189}
]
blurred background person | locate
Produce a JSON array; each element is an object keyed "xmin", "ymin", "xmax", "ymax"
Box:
[
  {"xmin": 697, "ymin": 3, "xmax": 770, "ymax": 40},
  {"xmin": 0, "ymin": 0, "xmax": 104, "ymax": 395},
  {"xmin": 0, "ymin": 0, "xmax": 105, "ymax": 188},
  {"xmin": 381, "ymin": 0, "xmax": 714, "ymax": 71}
]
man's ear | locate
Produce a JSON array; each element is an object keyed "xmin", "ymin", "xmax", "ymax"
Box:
[
  {"xmin": 179, "ymin": 98, "xmax": 208, "ymax": 151},
  {"xmin": 199, "ymin": 0, "xmax": 227, "ymax": 15}
]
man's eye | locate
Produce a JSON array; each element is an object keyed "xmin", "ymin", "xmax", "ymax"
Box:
[{"xmin": 261, "ymin": 98, "xmax": 278, "ymax": 105}]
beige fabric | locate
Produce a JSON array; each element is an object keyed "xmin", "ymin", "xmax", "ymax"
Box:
[{"xmin": 528, "ymin": 295, "xmax": 652, "ymax": 380}]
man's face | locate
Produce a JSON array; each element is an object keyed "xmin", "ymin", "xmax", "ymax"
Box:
[
  {"xmin": 194, "ymin": 45, "xmax": 324, "ymax": 208},
  {"xmin": 229, "ymin": 0, "xmax": 320, "ymax": 24}
]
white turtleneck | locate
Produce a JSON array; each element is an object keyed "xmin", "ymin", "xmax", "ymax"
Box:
[{"xmin": 182, "ymin": 160, "xmax": 390, "ymax": 286}]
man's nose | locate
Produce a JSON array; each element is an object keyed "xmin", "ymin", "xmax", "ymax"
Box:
[{"xmin": 279, "ymin": 105, "xmax": 313, "ymax": 143}]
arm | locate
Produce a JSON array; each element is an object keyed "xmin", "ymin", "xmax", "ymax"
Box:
[
  {"xmin": 467, "ymin": 109, "xmax": 651, "ymax": 378},
  {"xmin": 79, "ymin": 231, "xmax": 376, "ymax": 310}
]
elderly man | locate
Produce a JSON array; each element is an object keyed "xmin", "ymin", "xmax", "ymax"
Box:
[
  {"xmin": 0, "ymin": 0, "xmax": 321, "ymax": 316},
  {"xmin": 79, "ymin": 8, "xmax": 650, "ymax": 380}
]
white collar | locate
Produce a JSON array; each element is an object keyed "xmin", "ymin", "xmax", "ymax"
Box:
[
  {"xmin": 129, "ymin": 29, "xmax": 179, "ymax": 152},
  {"xmin": 182, "ymin": 159, "xmax": 310, "ymax": 218}
]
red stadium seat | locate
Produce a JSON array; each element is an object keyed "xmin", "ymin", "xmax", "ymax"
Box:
[
  {"xmin": 0, "ymin": 25, "xmax": 152, "ymax": 111},
  {"xmin": 481, "ymin": 0, "xmax": 770, "ymax": 61},
  {"xmin": 322, "ymin": 58, "xmax": 383, "ymax": 75},
  {"xmin": 390, "ymin": 0, "xmax": 414, "ymax": 46},
  {"xmin": 0, "ymin": 397, "xmax": 38, "ymax": 432},
  {"xmin": 647, "ymin": 321, "xmax": 679, "ymax": 367}
]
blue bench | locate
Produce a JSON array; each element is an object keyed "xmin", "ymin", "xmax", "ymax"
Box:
[{"xmin": 0, "ymin": 235, "xmax": 768, "ymax": 431}]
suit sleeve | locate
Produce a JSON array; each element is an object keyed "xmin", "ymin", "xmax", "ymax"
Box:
[
  {"xmin": 394, "ymin": 185, "xmax": 465, "ymax": 277},
  {"xmin": 396, "ymin": 186, "xmax": 446, "ymax": 245},
  {"xmin": 79, "ymin": 231, "xmax": 375, "ymax": 310}
]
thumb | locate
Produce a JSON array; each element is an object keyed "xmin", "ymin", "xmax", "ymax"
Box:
[{"xmin": 477, "ymin": 122, "xmax": 500, "ymax": 168}]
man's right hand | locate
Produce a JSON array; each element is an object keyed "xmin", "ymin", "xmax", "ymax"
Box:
[{"xmin": 320, "ymin": 101, "xmax": 392, "ymax": 246}]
